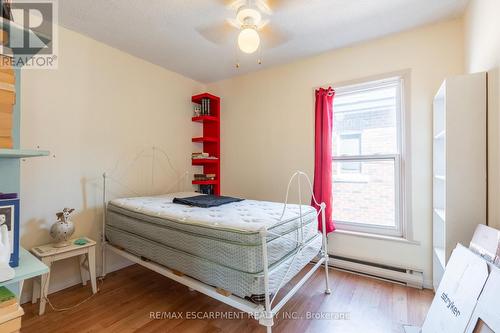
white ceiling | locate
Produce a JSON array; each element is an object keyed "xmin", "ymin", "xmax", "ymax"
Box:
[{"xmin": 57, "ymin": 0, "xmax": 469, "ymax": 83}]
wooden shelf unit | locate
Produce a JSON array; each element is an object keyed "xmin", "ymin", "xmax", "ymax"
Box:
[{"xmin": 191, "ymin": 93, "xmax": 220, "ymax": 195}]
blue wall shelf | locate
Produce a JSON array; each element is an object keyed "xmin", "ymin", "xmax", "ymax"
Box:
[
  {"xmin": 0, "ymin": 69, "xmax": 50, "ymax": 193},
  {"xmin": 0, "ymin": 149, "xmax": 50, "ymax": 158},
  {"xmin": 0, "ymin": 19, "xmax": 51, "ymax": 288}
]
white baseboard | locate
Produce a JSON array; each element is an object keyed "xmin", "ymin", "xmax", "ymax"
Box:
[{"xmin": 329, "ymin": 256, "xmax": 425, "ymax": 289}]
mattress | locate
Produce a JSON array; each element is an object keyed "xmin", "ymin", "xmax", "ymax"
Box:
[
  {"xmin": 106, "ymin": 192, "xmax": 319, "ymax": 273},
  {"xmin": 106, "ymin": 226, "xmax": 322, "ymax": 299}
]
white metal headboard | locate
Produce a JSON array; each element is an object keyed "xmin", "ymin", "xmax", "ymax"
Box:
[{"xmin": 100, "ymin": 146, "xmax": 190, "ymax": 274}]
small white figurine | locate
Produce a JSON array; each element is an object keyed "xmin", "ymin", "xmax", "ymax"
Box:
[
  {"xmin": 50, "ymin": 208, "xmax": 75, "ymax": 248},
  {"xmin": 0, "ymin": 219, "xmax": 15, "ymax": 282}
]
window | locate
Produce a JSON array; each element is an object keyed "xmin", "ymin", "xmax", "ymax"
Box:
[{"xmin": 332, "ymin": 75, "xmax": 408, "ymax": 237}]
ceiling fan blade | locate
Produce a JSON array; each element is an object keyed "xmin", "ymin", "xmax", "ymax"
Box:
[
  {"xmin": 255, "ymin": 0, "xmax": 273, "ymax": 15},
  {"xmin": 259, "ymin": 24, "xmax": 290, "ymax": 49},
  {"xmin": 219, "ymin": 0, "xmax": 246, "ymax": 10},
  {"xmin": 264, "ymin": 0, "xmax": 301, "ymax": 11},
  {"xmin": 196, "ymin": 21, "xmax": 238, "ymax": 45},
  {"xmin": 226, "ymin": 18, "xmax": 241, "ymax": 29},
  {"xmin": 256, "ymin": 19, "xmax": 270, "ymax": 30}
]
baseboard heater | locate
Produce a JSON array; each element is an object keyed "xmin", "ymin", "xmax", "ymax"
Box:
[{"xmin": 328, "ymin": 255, "xmax": 424, "ymax": 289}]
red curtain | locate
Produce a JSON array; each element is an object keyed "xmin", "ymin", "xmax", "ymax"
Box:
[{"xmin": 312, "ymin": 87, "xmax": 335, "ymax": 234}]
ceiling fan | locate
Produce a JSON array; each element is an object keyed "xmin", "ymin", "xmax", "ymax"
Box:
[{"xmin": 197, "ymin": 0, "xmax": 292, "ymax": 55}]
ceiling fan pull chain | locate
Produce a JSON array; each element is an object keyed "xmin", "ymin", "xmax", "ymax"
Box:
[
  {"xmin": 258, "ymin": 43, "xmax": 263, "ymax": 65},
  {"xmin": 235, "ymin": 40, "xmax": 241, "ymax": 69}
]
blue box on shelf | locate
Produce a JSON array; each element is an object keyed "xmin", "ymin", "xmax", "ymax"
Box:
[{"xmin": 0, "ymin": 195, "xmax": 20, "ymax": 267}]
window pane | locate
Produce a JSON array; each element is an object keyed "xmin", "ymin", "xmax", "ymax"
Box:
[
  {"xmin": 333, "ymin": 159, "xmax": 396, "ymax": 228},
  {"xmin": 339, "ymin": 134, "xmax": 360, "ymax": 155},
  {"xmin": 333, "ymin": 82, "xmax": 399, "ymax": 156},
  {"xmin": 339, "ymin": 134, "xmax": 361, "ymax": 172}
]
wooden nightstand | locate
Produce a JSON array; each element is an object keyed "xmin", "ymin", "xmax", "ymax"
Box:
[{"xmin": 30, "ymin": 237, "xmax": 97, "ymax": 315}]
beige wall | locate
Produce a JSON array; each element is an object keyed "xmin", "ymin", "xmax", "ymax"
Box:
[
  {"xmin": 465, "ymin": 0, "xmax": 500, "ymax": 229},
  {"xmin": 208, "ymin": 19, "xmax": 465, "ymax": 286},
  {"xmin": 19, "ymin": 26, "xmax": 204, "ymax": 299}
]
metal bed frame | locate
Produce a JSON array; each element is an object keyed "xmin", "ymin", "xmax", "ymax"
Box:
[{"xmin": 100, "ymin": 169, "xmax": 331, "ymax": 333}]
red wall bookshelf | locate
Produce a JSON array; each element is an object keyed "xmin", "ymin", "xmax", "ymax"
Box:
[{"xmin": 191, "ymin": 93, "xmax": 220, "ymax": 195}]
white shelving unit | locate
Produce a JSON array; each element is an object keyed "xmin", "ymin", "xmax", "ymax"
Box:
[{"xmin": 432, "ymin": 72, "xmax": 487, "ymax": 291}]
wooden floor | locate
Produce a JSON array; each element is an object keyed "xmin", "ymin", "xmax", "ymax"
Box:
[{"xmin": 21, "ymin": 264, "xmax": 433, "ymax": 333}]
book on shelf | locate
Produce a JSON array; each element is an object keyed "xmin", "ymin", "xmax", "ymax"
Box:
[
  {"xmin": 200, "ymin": 98, "xmax": 211, "ymax": 115},
  {"xmin": 0, "ymin": 136, "xmax": 12, "ymax": 149},
  {"xmin": 0, "ymin": 105, "xmax": 12, "ymax": 138},
  {"xmin": 198, "ymin": 184, "xmax": 214, "ymax": 195},
  {"xmin": 194, "ymin": 173, "xmax": 216, "ymax": 181},
  {"xmin": 0, "ymin": 287, "xmax": 18, "ymax": 317},
  {"xmin": 192, "ymin": 152, "xmax": 218, "ymax": 160},
  {"xmin": 0, "ymin": 287, "xmax": 15, "ymax": 304},
  {"xmin": 0, "ymin": 89, "xmax": 14, "ymax": 105},
  {"xmin": 0, "ymin": 301, "xmax": 18, "ymax": 317},
  {"xmin": 0, "ymin": 193, "xmax": 17, "ymax": 200},
  {"xmin": 192, "ymin": 156, "xmax": 218, "ymax": 160}
]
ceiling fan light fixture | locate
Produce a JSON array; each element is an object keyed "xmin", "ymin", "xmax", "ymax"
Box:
[
  {"xmin": 238, "ymin": 28, "xmax": 260, "ymax": 54},
  {"xmin": 236, "ymin": 6, "xmax": 262, "ymax": 25}
]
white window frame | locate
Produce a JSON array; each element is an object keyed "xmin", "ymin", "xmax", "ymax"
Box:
[{"xmin": 332, "ymin": 72, "xmax": 412, "ymax": 239}]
